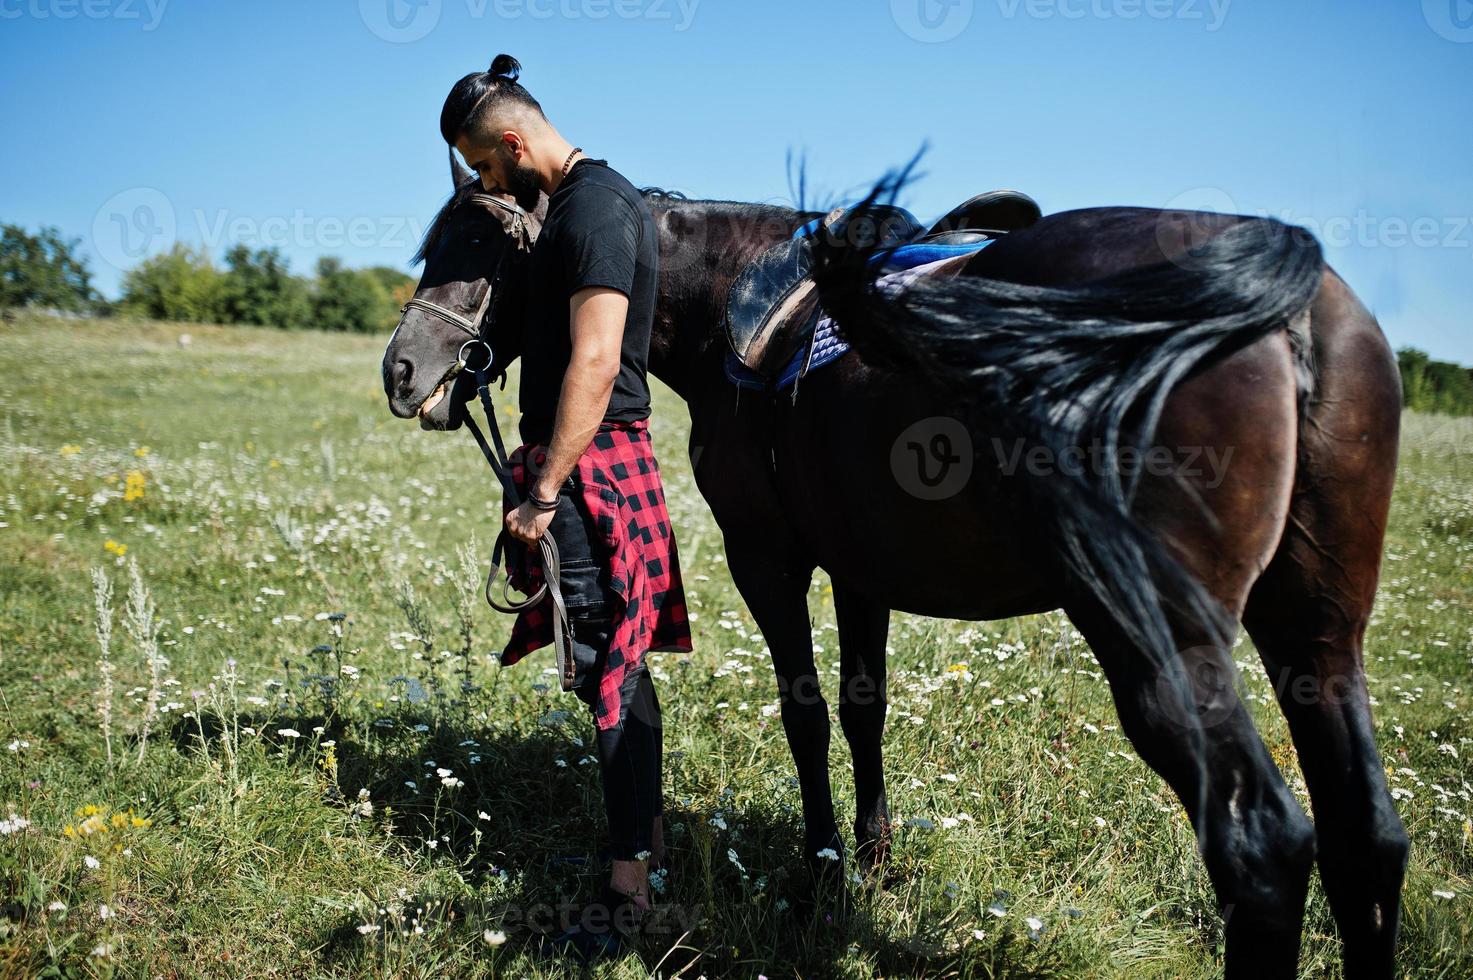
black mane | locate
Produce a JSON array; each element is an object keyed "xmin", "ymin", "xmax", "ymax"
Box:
[{"xmin": 412, "ymin": 178, "xmax": 485, "ymax": 266}]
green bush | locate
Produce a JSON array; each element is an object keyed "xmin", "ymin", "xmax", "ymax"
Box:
[
  {"xmin": 220, "ymin": 244, "xmax": 311, "ymax": 330},
  {"xmin": 1398, "ymin": 347, "xmax": 1473, "ymax": 417},
  {"xmin": 310, "ymin": 257, "xmax": 401, "ymax": 334},
  {"xmin": 118, "ymin": 244, "xmax": 224, "ymax": 323}
]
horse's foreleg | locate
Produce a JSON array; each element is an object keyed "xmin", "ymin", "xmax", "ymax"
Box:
[
  {"xmin": 1067, "ymin": 600, "xmax": 1317, "ymax": 980},
  {"xmin": 834, "ymin": 583, "xmax": 892, "ymax": 870},
  {"xmin": 724, "ymin": 543, "xmax": 841, "ymax": 865}
]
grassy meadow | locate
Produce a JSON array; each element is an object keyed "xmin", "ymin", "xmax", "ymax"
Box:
[{"xmin": 0, "ymin": 313, "xmax": 1469, "ymax": 978}]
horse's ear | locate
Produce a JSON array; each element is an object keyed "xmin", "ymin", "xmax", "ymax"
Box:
[{"xmin": 449, "ymin": 147, "xmax": 472, "ymax": 189}]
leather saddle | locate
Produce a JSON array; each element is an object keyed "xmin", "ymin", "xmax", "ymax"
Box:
[{"xmin": 725, "ymin": 190, "xmax": 1042, "ymax": 381}]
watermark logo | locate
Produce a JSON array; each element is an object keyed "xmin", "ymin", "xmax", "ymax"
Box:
[
  {"xmin": 0, "ymin": 0, "xmax": 169, "ymax": 30},
  {"xmin": 92, "ymin": 187, "xmax": 176, "ymax": 271},
  {"xmin": 359, "ymin": 0, "xmax": 699, "ymax": 41},
  {"xmin": 891, "ymin": 0, "xmax": 974, "ymax": 42},
  {"xmin": 359, "ymin": 0, "xmax": 441, "ymax": 43},
  {"xmin": 994, "ymin": 0, "xmax": 1231, "ymax": 32},
  {"xmin": 1423, "ymin": 0, "xmax": 1473, "ymax": 42},
  {"xmin": 990, "ymin": 437, "xmax": 1236, "ymax": 489},
  {"xmin": 1153, "ymin": 645, "xmax": 1239, "ymax": 732},
  {"xmin": 1156, "ymin": 185, "xmax": 1471, "ymax": 271},
  {"xmin": 90, "ymin": 188, "xmax": 433, "ymax": 269},
  {"xmin": 891, "ymin": 416, "xmax": 973, "ymax": 499}
]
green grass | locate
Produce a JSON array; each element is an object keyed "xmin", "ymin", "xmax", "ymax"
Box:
[{"xmin": 1, "ymin": 313, "xmax": 1468, "ymax": 978}]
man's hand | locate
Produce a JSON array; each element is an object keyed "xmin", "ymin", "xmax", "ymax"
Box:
[{"xmin": 506, "ymin": 500, "xmax": 556, "ymax": 545}]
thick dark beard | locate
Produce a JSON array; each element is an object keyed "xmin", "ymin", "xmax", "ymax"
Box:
[{"xmin": 508, "ymin": 162, "xmax": 541, "ymax": 211}]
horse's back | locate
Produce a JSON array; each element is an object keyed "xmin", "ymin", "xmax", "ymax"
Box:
[{"xmin": 961, "ymin": 205, "xmax": 1258, "ymax": 286}]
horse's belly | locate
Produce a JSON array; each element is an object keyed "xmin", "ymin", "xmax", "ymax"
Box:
[{"xmin": 776, "ymin": 363, "xmax": 1059, "ymax": 620}]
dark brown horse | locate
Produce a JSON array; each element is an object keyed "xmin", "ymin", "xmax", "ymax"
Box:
[{"xmin": 382, "ymin": 158, "xmax": 1405, "ymax": 979}]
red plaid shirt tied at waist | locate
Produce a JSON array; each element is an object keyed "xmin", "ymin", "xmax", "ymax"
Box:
[{"xmin": 499, "ymin": 419, "xmax": 692, "ymax": 730}]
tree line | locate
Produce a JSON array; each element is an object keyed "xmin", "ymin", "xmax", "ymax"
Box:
[
  {"xmin": 2, "ymin": 223, "xmax": 413, "ymax": 334},
  {"xmin": 1397, "ymin": 347, "xmax": 1473, "ymax": 417}
]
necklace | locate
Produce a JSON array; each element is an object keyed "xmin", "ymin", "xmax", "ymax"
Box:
[{"xmin": 561, "ymin": 147, "xmax": 582, "ymax": 178}]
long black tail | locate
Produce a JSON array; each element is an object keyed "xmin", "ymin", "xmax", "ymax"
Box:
[{"xmin": 810, "ymin": 169, "xmax": 1323, "ymax": 669}]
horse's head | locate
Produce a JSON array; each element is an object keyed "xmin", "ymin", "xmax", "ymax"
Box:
[{"xmin": 382, "ymin": 159, "xmax": 545, "ymax": 430}]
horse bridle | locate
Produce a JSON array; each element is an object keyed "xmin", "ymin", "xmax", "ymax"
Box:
[
  {"xmin": 395, "ymin": 193, "xmax": 579, "ymax": 691},
  {"xmin": 399, "ymin": 193, "xmax": 530, "ymax": 373}
]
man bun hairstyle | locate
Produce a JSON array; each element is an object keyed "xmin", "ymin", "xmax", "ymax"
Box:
[{"xmin": 439, "ymin": 53, "xmax": 544, "ymax": 145}]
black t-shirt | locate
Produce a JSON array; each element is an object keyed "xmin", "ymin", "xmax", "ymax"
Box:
[{"xmin": 518, "ymin": 159, "xmax": 658, "ymax": 443}]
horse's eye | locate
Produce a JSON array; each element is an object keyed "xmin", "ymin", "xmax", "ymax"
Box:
[{"xmin": 468, "ymin": 238, "xmax": 484, "ymax": 247}]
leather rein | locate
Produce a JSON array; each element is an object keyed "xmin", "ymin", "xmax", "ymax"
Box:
[{"xmin": 395, "ymin": 193, "xmax": 578, "ymax": 691}]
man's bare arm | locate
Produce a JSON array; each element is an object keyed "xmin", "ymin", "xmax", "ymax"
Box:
[
  {"xmin": 498, "ymin": 290, "xmax": 624, "ymax": 550},
  {"xmin": 532, "ymin": 286, "xmax": 627, "ymax": 495}
]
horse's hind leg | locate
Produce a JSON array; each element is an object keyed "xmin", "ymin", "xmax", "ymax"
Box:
[
  {"xmin": 1067, "ymin": 600, "xmax": 1317, "ymax": 979},
  {"xmin": 1242, "ymin": 271, "xmax": 1407, "ymax": 980},
  {"xmin": 1067, "ymin": 329, "xmax": 1316, "ymax": 977},
  {"xmin": 833, "ymin": 583, "xmax": 892, "ymax": 868}
]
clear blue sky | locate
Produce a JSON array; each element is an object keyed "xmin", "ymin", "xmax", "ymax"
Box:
[{"xmin": 2, "ymin": 0, "xmax": 1469, "ymax": 359}]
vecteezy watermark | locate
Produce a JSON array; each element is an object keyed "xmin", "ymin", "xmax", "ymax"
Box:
[
  {"xmin": 359, "ymin": 0, "xmax": 699, "ymax": 42},
  {"xmin": 1151, "ymin": 645, "xmax": 1239, "ymax": 732},
  {"xmin": 994, "ymin": 0, "xmax": 1230, "ymax": 31},
  {"xmin": 190, "ymin": 210, "xmax": 428, "ymax": 254},
  {"xmin": 1152, "ymin": 645, "xmax": 1364, "ymax": 733},
  {"xmin": 891, "ymin": 0, "xmax": 974, "ymax": 42},
  {"xmin": 1158, "ymin": 187, "xmax": 1473, "ymax": 263},
  {"xmin": 990, "ymin": 438, "xmax": 1237, "ymax": 489},
  {"xmin": 890, "ymin": 417, "xmax": 975, "ymax": 500},
  {"xmin": 358, "ymin": 0, "xmax": 441, "ymax": 42},
  {"xmin": 92, "ymin": 187, "xmax": 176, "ymax": 271},
  {"xmin": 90, "ymin": 187, "xmax": 429, "ymax": 270},
  {"xmin": 889, "ymin": 419, "xmax": 1238, "ymax": 499},
  {"xmin": 1423, "ymin": 0, "xmax": 1473, "ymax": 42},
  {"xmin": 0, "ymin": 0, "xmax": 168, "ymax": 30}
]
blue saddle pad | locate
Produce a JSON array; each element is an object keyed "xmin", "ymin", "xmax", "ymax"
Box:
[{"xmin": 724, "ymin": 237, "xmax": 994, "ymax": 392}]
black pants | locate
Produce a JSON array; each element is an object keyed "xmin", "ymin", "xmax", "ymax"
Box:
[{"xmin": 549, "ymin": 475, "xmax": 663, "ymax": 863}]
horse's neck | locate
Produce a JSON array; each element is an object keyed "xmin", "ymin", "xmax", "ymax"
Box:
[{"xmin": 647, "ymin": 198, "xmax": 807, "ymax": 400}]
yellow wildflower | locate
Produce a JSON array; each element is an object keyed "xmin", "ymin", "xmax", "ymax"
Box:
[
  {"xmin": 59, "ymin": 444, "xmax": 82, "ymax": 456},
  {"xmin": 123, "ymin": 470, "xmax": 146, "ymax": 502},
  {"xmin": 133, "ymin": 446, "xmax": 150, "ymax": 458},
  {"xmin": 103, "ymin": 540, "xmax": 127, "ymax": 556}
]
